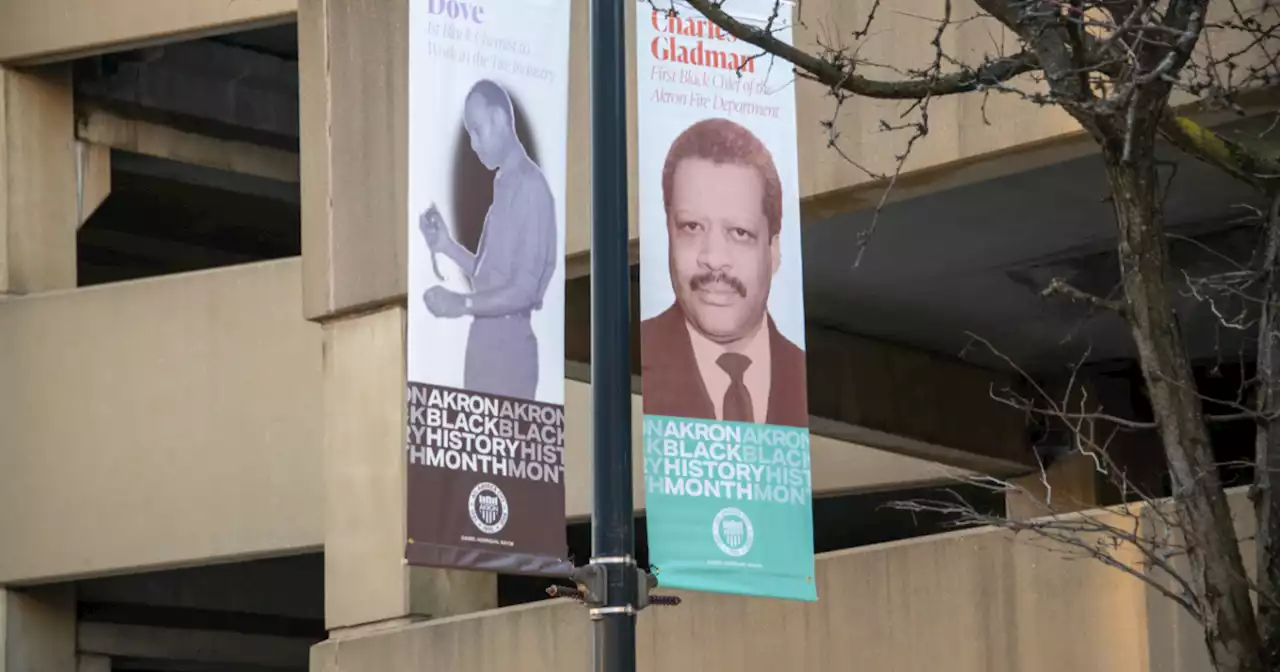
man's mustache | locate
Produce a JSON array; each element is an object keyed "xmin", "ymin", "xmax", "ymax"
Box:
[{"xmin": 690, "ymin": 271, "xmax": 747, "ymax": 297}]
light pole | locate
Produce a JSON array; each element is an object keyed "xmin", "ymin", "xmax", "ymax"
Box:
[{"xmin": 588, "ymin": 0, "xmax": 638, "ymax": 670}]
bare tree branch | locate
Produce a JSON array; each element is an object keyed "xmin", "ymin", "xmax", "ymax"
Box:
[
  {"xmin": 1042, "ymin": 277, "xmax": 1129, "ymax": 314},
  {"xmin": 885, "ymin": 484, "xmax": 1206, "ymax": 620},
  {"xmin": 677, "ymin": 0, "xmax": 1280, "ymax": 665},
  {"xmin": 681, "ymin": 0, "xmax": 1042, "ymax": 98}
]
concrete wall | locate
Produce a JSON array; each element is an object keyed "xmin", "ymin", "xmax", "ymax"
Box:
[
  {"xmin": 1143, "ymin": 489, "xmax": 1257, "ymax": 672},
  {"xmin": 313, "ymin": 489, "xmax": 1260, "ymax": 672},
  {"xmin": 0, "ymin": 258, "xmax": 324, "ymax": 584},
  {"xmin": 311, "ymin": 520, "xmax": 1154, "ymax": 672},
  {"xmin": 0, "ymin": 258, "xmax": 962, "ymax": 586}
]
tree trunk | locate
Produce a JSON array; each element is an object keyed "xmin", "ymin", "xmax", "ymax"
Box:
[
  {"xmin": 1105, "ymin": 139, "xmax": 1266, "ymax": 672},
  {"xmin": 1253, "ymin": 193, "xmax": 1280, "ymax": 669}
]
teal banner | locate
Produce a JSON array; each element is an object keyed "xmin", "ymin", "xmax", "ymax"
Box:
[
  {"xmin": 634, "ymin": 0, "xmax": 815, "ymax": 602},
  {"xmin": 643, "ymin": 416, "xmax": 817, "ymax": 601}
]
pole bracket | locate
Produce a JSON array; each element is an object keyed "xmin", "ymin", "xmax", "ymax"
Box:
[{"xmin": 545, "ymin": 563, "xmax": 682, "ymax": 611}]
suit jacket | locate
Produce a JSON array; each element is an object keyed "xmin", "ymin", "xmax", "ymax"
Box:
[{"xmin": 640, "ymin": 303, "xmax": 810, "ymax": 428}]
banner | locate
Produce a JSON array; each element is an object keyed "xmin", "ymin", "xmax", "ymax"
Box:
[
  {"xmin": 404, "ymin": 0, "xmax": 573, "ymax": 577},
  {"xmin": 637, "ymin": 0, "xmax": 816, "ymax": 601}
]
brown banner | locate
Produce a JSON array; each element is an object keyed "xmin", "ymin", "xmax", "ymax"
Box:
[
  {"xmin": 405, "ymin": 0, "xmax": 574, "ymax": 578},
  {"xmin": 405, "ymin": 382, "xmax": 572, "ymax": 576}
]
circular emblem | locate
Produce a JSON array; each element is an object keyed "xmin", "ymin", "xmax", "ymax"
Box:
[
  {"xmin": 467, "ymin": 482, "xmax": 509, "ymax": 535},
  {"xmin": 712, "ymin": 507, "xmax": 754, "ymax": 557}
]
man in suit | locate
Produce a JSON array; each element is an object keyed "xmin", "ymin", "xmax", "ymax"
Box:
[
  {"xmin": 641, "ymin": 117, "xmax": 808, "ymax": 428},
  {"xmin": 419, "ymin": 79, "xmax": 558, "ymax": 401}
]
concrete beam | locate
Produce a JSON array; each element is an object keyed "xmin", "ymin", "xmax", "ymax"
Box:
[
  {"xmin": 76, "ymin": 105, "xmax": 299, "ymax": 184},
  {"xmin": 810, "ymin": 417, "xmax": 1029, "ymax": 477},
  {"xmin": 112, "ymin": 660, "xmax": 295, "ymax": 672},
  {"xmin": 0, "ymin": 0, "xmax": 295, "ymax": 66},
  {"xmin": 805, "ymin": 325, "xmax": 1032, "ymax": 472},
  {"xmin": 110, "ymin": 151, "xmax": 298, "ymax": 205},
  {"xmin": 77, "ymin": 622, "xmax": 312, "ymax": 669},
  {"xmin": 78, "ymin": 229, "xmax": 260, "ymax": 269},
  {"xmin": 560, "ymin": 365, "xmax": 974, "ymax": 517},
  {"xmin": 566, "ymin": 275, "xmax": 1033, "ymax": 474},
  {"xmin": 0, "ymin": 259, "xmax": 323, "ymax": 586},
  {"xmin": 75, "ymin": 39, "xmax": 298, "ymax": 145},
  {"xmin": 76, "ymin": 556, "xmax": 323, "ymax": 622},
  {"xmin": 0, "ymin": 65, "xmax": 79, "ymax": 294},
  {"xmin": 78, "ymin": 654, "xmax": 110, "ymax": 672},
  {"xmin": 0, "ymin": 259, "xmax": 968, "ymax": 588},
  {"xmin": 563, "ymin": 362, "xmax": 1024, "ymax": 481}
]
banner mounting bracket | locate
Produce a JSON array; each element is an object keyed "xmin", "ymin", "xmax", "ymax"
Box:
[{"xmin": 546, "ymin": 563, "xmax": 681, "ymax": 612}]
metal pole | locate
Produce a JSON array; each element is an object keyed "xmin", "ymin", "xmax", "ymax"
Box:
[{"xmin": 588, "ymin": 0, "xmax": 636, "ymax": 668}]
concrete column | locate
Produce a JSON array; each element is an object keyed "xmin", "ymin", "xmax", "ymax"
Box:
[
  {"xmin": 1, "ymin": 585, "xmax": 76, "ymax": 672},
  {"xmin": 1006, "ymin": 451, "xmax": 1105, "ymax": 519},
  {"xmin": 298, "ymin": 0, "xmax": 408, "ymax": 321},
  {"xmin": 0, "ymin": 65, "xmax": 80, "ymax": 295},
  {"xmin": 1088, "ymin": 371, "xmax": 1168, "ymax": 503},
  {"xmin": 299, "ymin": 0, "xmax": 497, "ymax": 633},
  {"xmin": 319, "ymin": 286, "xmax": 495, "ymax": 632},
  {"xmin": 1006, "ymin": 374, "xmax": 1105, "ymax": 520},
  {"xmin": 1005, "ymin": 371, "xmax": 1163, "ymax": 519}
]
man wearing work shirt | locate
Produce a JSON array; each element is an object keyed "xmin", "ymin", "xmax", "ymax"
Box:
[{"xmin": 419, "ymin": 79, "xmax": 558, "ymax": 401}]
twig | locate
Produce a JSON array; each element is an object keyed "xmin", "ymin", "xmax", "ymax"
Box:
[{"xmin": 1042, "ymin": 277, "xmax": 1128, "ymax": 314}]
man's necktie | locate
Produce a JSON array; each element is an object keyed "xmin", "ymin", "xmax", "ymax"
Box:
[{"xmin": 717, "ymin": 353, "xmax": 754, "ymax": 423}]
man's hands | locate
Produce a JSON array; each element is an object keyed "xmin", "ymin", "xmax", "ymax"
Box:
[
  {"xmin": 420, "ymin": 205, "xmax": 447, "ymax": 249},
  {"xmin": 419, "ymin": 202, "xmax": 476, "ymax": 315},
  {"xmin": 420, "ymin": 204, "xmax": 451, "ymax": 281},
  {"xmin": 423, "ymin": 286, "xmax": 468, "ymax": 318}
]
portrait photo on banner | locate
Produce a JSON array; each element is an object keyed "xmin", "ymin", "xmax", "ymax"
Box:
[
  {"xmin": 639, "ymin": 114, "xmax": 809, "ymax": 429},
  {"xmin": 407, "ymin": 74, "xmax": 565, "ymax": 406}
]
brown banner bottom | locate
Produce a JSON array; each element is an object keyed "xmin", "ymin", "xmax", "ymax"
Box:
[
  {"xmin": 404, "ymin": 381, "xmax": 571, "ymax": 576},
  {"xmin": 405, "ymin": 541, "xmax": 574, "ymax": 576}
]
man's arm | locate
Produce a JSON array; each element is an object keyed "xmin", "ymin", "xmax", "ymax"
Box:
[
  {"xmin": 420, "ymin": 207, "xmax": 479, "ymax": 279},
  {"xmin": 440, "ymin": 237, "xmax": 478, "ymax": 279},
  {"xmin": 465, "ymin": 181, "xmax": 554, "ymax": 317}
]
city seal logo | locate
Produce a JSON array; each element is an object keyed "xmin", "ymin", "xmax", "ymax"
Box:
[
  {"xmin": 467, "ymin": 482, "xmax": 509, "ymax": 535},
  {"xmin": 712, "ymin": 507, "xmax": 754, "ymax": 557}
]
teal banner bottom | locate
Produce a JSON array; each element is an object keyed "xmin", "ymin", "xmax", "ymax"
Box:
[{"xmin": 643, "ymin": 415, "xmax": 817, "ymax": 602}]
